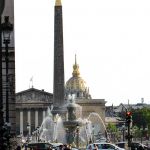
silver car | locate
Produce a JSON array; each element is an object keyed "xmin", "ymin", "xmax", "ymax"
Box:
[{"xmin": 86, "ymin": 142, "xmax": 125, "ymax": 150}]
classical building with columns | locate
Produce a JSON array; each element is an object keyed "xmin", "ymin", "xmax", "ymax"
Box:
[{"xmin": 15, "ymin": 88, "xmax": 53, "ymax": 135}]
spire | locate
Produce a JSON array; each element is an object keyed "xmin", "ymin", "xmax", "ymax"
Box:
[
  {"xmin": 75, "ymin": 54, "xmax": 77, "ymax": 65},
  {"xmin": 55, "ymin": 0, "xmax": 62, "ymax": 6},
  {"xmin": 72, "ymin": 54, "xmax": 80, "ymax": 77}
]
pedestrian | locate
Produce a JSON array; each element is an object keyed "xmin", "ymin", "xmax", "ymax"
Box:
[
  {"xmin": 24, "ymin": 143, "xmax": 28, "ymax": 150},
  {"xmin": 139, "ymin": 145, "xmax": 144, "ymax": 150},
  {"xmin": 63, "ymin": 144, "xmax": 71, "ymax": 150},
  {"xmin": 88, "ymin": 145, "xmax": 92, "ymax": 150},
  {"xmin": 48, "ymin": 146, "xmax": 52, "ymax": 150},
  {"xmin": 68, "ymin": 144, "xmax": 72, "ymax": 149},
  {"xmin": 59, "ymin": 144, "xmax": 64, "ymax": 150},
  {"xmin": 94, "ymin": 144, "xmax": 98, "ymax": 150},
  {"xmin": 16, "ymin": 145, "xmax": 21, "ymax": 150}
]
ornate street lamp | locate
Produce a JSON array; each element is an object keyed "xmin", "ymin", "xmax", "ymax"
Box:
[
  {"xmin": 53, "ymin": 120, "xmax": 57, "ymax": 142},
  {"xmin": 5, "ymin": 122, "xmax": 11, "ymax": 150},
  {"xmin": 140, "ymin": 127, "xmax": 143, "ymax": 143},
  {"xmin": 145, "ymin": 126, "xmax": 148, "ymax": 139},
  {"xmin": 122, "ymin": 124, "xmax": 126, "ymax": 141},
  {"xmin": 145, "ymin": 126, "xmax": 149, "ymax": 146},
  {"xmin": 1, "ymin": 16, "xmax": 13, "ymax": 43},
  {"xmin": 76, "ymin": 124, "xmax": 79, "ymax": 148},
  {"xmin": 1, "ymin": 16, "xmax": 13, "ymax": 123},
  {"xmin": 92, "ymin": 125, "xmax": 95, "ymax": 143},
  {"xmin": 27, "ymin": 123, "xmax": 30, "ymax": 142},
  {"xmin": 0, "ymin": 0, "xmax": 5, "ymax": 142},
  {"xmin": 36, "ymin": 126, "xmax": 40, "ymax": 142}
]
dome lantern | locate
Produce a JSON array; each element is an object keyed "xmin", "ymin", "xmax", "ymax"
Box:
[
  {"xmin": 65, "ymin": 55, "xmax": 91, "ymax": 100},
  {"xmin": 72, "ymin": 54, "xmax": 80, "ymax": 77}
]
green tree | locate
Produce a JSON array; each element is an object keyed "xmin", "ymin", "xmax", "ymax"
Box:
[
  {"xmin": 132, "ymin": 107, "xmax": 150, "ymax": 135},
  {"xmin": 107, "ymin": 123, "xmax": 117, "ymax": 132},
  {"xmin": 107, "ymin": 123, "xmax": 119, "ymax": 142}
]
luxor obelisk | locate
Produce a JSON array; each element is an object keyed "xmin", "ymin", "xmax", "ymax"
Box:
[{"xmin": 52, "ymin": 0, "xmax": 66, "ymax": 115}]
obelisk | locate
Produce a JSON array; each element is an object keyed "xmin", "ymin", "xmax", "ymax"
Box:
[{"xmin": 53, "ymin": 0, "xmax": 65, "ymax": 114}]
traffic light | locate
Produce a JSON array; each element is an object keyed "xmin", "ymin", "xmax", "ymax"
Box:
[
  {"xmin": 126, "ymin": 111, "xmax": 132, "ymax": 124},
  {"xmin": 125, "ymin": 111, "xmax": 132, "ymax": 148}
]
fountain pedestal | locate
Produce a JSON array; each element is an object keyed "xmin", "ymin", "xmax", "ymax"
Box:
[
  {"xmin": 52, "ymin": 106, "xmax": 67, "ymax": 120},
  {"xmin": 63, "ymin": 101, "xmax": 82, "ymax": 147}
]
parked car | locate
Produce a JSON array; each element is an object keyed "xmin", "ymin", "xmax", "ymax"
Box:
[
  {"xmin": 49, "ymin": 143, "xmax": 63, "ymax": 150},
  {"xmin": 95, "ymin": 137, "xmax": 107, "ymax": 143},
  {"xmin": 116, "ymin": 142, "xmax": 128, "ymax": 149},
  {"xmin": 130, "ymin": 142, "xmax": 149, "ymax": 150},
  {"xmin": 86, "ymin": 142, "xmax": 125, "ymax": 150},
  {"xmin": 27, "ymin": 142, "xmax": 52, "ymax": 150},
  {"xmin": 116, "ymin": 141, "xmax": 150, "ymax": 150}
]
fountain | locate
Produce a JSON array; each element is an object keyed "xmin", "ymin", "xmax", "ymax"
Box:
[
  {"xmin": 88, "ymin": 112, "xmax": 108, "ymax": 139},
  {"xmin": 39, "ymin": 108, "xmax": 66, "ymax": 144},
  {"xmin": 63, "ymin": 99, "xmax": 83, "ymax": 147},
  {"xmin": 35, "ymin": 97, "xmax": 107, "ymax": 148}
]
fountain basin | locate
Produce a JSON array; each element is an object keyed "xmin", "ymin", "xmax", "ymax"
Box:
[{"xmin": 63, "ymin": 120, "xmax": 83, "ymax": 128}]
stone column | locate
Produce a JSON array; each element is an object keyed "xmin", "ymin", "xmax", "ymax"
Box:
[
  {"xmin": 43, "ymin": 110, "xmax": 46, "ymax": 121},
  {"xmin": 27, "ymin": 110, "xmax": 31, "ymax": 135},
  {"xmin": 20, "ymin": 110, "xmax": 23, "ymax": 134},
  {"xmin": 35, "ymin": 110, "xmax": 38, "ymax": 128}
]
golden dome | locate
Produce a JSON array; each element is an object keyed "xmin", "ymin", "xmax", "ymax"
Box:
[
  {"xmin": 66, "ymin": 55, "xmax": 87, "ymax": 92},
  {"xmin": 66, "ymin": 76, "xmax": 87, "ymax": 91}
]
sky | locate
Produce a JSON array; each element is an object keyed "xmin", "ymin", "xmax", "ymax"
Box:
[{"xmin": 14, "ymin": 0, "xmax": 150, "ymax": 106}]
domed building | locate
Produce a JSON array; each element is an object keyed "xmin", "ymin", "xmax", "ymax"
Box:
[
  {"xmin": 65, "ymin": 55, "xmax": 91, "ymax": 100},
  {"xmin": 65, "ymin": 56, "xmax": 106, "ymax": 125}
]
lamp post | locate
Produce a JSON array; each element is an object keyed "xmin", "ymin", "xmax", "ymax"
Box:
[
  {"xmin": 76, "ymin": 124, "xmax": 79, "ymax": 148},
  {"xmin": 36, "ymin": 126, "xmax": 40, "ymax": 142},
  {"xmin": 0, "ymin": 1, "xmax": 5, "ymax": 147},
  {"xmin": 145, "ymin": 126, "xmax": 148, "ymax": 139},
  {"xmin": 85, "ymin": 121, "xmax": 89, "ymax": 145},
  {"xmin": 122, "ymin": 124, "xmax": 126, "ymax": 141},
  {"xmin": 53, "ymin": 120, "xmax": 57, "ymax": 142},
  {"xmin": 145, "ymin": 126, "xmax": 148, "ymax": 146},
  {"xmin": 92, "ymin": 125, "xmax": 95, "ymax": 143},
  {"xmin": 1, "ymin": 16, "xmax": 13, "ymax": 123},
  {"xmin": 140, "ymin": 125, "xmax": 148, "ymax": 144},
  {"xmin": 27, "ymin": 123, "xmax": 30, "ymax": 143},
  {"xmin": 5, "ymin": 122, "xmax": 11, "ymax": 150},
  {"xmin": 140, "ymin": 127, "xmax": 143, "ymax": 143}
]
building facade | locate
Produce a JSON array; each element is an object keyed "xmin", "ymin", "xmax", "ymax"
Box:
[{"xmin": 16, "ymin": 88, "xmax": 53, "ymax": 135}]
